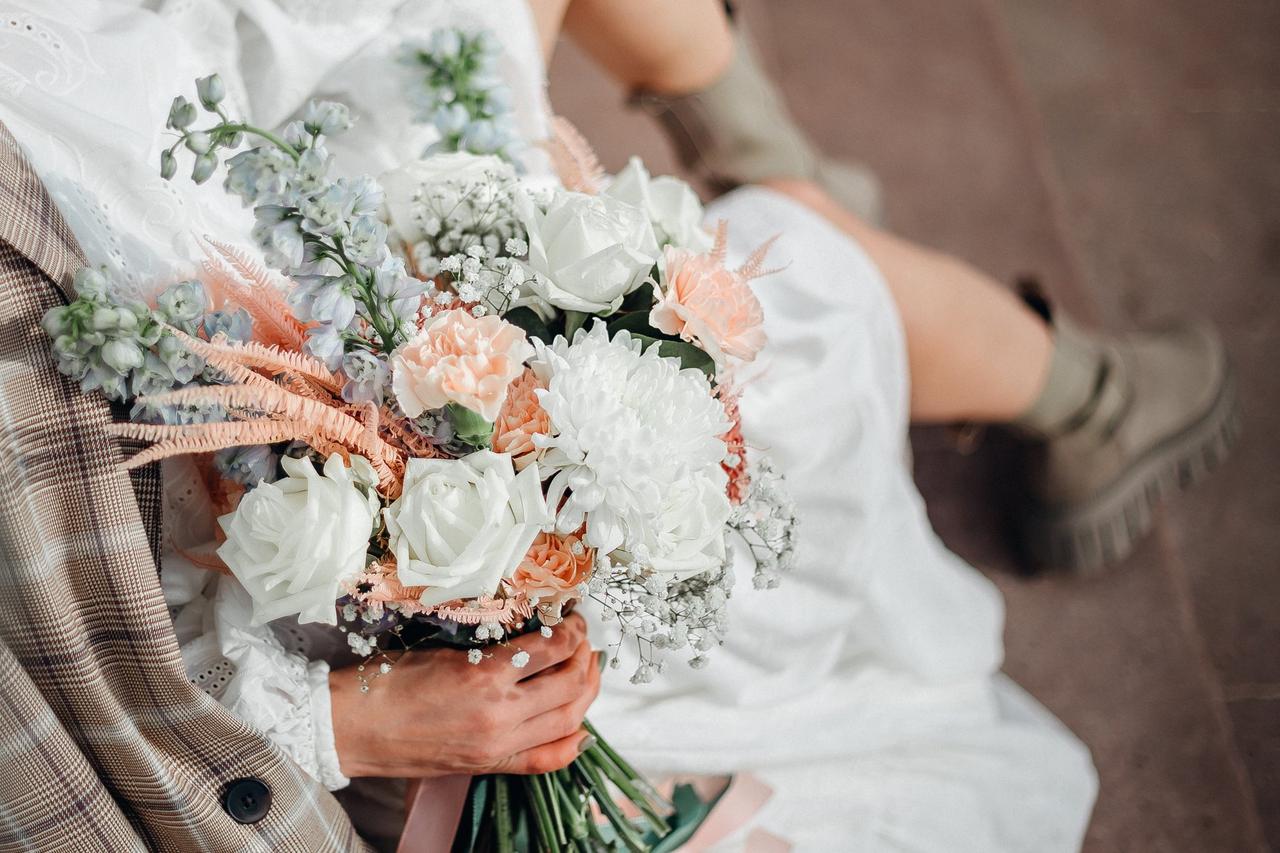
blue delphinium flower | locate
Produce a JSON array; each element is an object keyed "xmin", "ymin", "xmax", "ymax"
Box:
[
  {"xmin": 213, "ymin": 444, "xmax": 280, "ymax": 487},
  {"xmin": 340, "ymin": 350, "xmax": 390, "ymax": 406}
]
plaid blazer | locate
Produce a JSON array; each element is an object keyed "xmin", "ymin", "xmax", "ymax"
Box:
[{"xmin": 0, "ymin": 120, "xmax": 372, "ymax": 853}]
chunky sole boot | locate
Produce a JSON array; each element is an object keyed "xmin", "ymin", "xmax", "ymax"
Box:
[
  {"xmin": 630, "ymin": 29, "xmax": 886, "ymax": 226},
  {"xmin": 1014, "ymin": 318, "xmax": 1239, "ymax": 574}
]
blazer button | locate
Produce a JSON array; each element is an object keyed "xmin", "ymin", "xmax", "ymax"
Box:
[{"xmin": 223, "ymin": 777, "xmax": 272, "ymax": 824}]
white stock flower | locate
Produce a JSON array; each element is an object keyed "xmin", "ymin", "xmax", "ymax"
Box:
[
  {"xmin": 216, "ymin": 454, "xmax": 379, "ymax": 626},
  {"xmin": 519, "ymin": 189, "xmax": 659, "ymax": 313},
  {"xmin": 604, "ymin": 157, "xmax": 712, "ymax": 252},
  {"xmin": 384, "ymin": 451, "xmax": 551, "ymax": 607},
  {"xmin": 381, "ymin": 152, "xmax": 515, "ymax": 243},
  {"xmin": 529, "ymin": 322, "xmax": 731, "ymax": 564}
]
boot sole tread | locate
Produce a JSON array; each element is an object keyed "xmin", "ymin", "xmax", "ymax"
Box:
[{"xmin": 1022, "ymin": 366, "xmax": 1240, "ymax": 575}]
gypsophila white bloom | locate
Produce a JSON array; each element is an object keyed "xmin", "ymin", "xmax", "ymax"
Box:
[
  {"xmin": 529, "ymin": 322, "xmax": 730, "ymax": 561},
  {"xmin": 467, "ymin": 648, "xmax": 484, "ymax": 665},
  {"xmin": 347, "ymin": 632, "xmax": 377, "ymax": 656},
  {"xmin": 540, "ymin": 626, "xmax": 553, "ymax": 638},
  {"xmin": 511, "ymin": 650, "xmax": 531, "ymax": 669}
]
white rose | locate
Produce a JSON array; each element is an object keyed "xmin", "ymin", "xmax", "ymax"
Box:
[
  {"xmin": 604, "ymin": 157, "xmax": 712, "ymax": 252},
  {"xmin": 381, "ymin": 152, "xmax": 515, "ymax": 243},
  {"xmin": 216, "ymin": 453, "xmax": 379, "ymax": 626},
  {"xmin": 520, "ymin": 188, "xmax": 659, "ymax": 313},
  {"xmin": 384, "ymin": 450, "xmax": 552, "ymax": 607},
  {"xmin": 634, "ymin": 472, "xmax": 731, "ymax": 578}
]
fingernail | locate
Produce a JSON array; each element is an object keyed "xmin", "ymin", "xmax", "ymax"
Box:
[
  {"xmin": 595, "ymin": 651, "xmax": 607, "ymax": 673},
  {"xmin": 577, "ymin": 734, "xmax": 597, "ymax": 755}
]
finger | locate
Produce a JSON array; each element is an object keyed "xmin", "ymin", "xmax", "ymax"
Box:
[
  {"xmin": 495, "ymin": 729, "xmax": 594, "ymax": 775},
  {"xmin": 506, "ymin": 616, "xmax": 587, "ymax": 678},
  {"xmin": 513, "ymin": 662, "xmax": 601, "ymax": 751},
  {"xmin": 513, "ymin": 641, "xmax": 597, "ymax": 720}
]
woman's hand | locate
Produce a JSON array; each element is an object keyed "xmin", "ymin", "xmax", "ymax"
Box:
[{"xmin": 329, "ymin": 613, "xmax": 601, "ymax": 778}]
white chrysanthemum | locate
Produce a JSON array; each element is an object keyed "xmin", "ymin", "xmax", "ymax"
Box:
[{"xmin": 529, "ymin": 322, "xmax": 731, "ymax": 569}]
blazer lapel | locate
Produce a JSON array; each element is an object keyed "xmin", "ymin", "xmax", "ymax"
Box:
[{"xmin": 0, "ymin": 120, "xmax": 85, "ymax": 298}]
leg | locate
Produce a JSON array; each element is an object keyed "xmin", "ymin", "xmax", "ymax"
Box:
[
  {"xmin": 528, "ymin": 0, "xmax": 884, "ymax": 222},
  {"xmin": 526, "ymin": 0, "xmax": 733, "ymax": 90},
  {"xmin": 761, "ymin": 180, "xmax": 1053, "ymax": 423}
]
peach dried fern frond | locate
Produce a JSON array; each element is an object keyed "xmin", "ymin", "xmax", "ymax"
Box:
[
  {"xmin": 175, "ymin": 329, "xmax": 342, "ymax": 393},
  {"xmin": 546, "ymin": 116, "xmax": 606, "ymax": 194},
  {"xmin": 199, "ymin": 237, "xmax": 309, "ymax": 350},
  {"xmin": 737, "ymin": 234, "xmax": 786, "ymax": 281},
  {"xmin": 106, "ymin": 420, "xmax": 313, "ymax": 469}
]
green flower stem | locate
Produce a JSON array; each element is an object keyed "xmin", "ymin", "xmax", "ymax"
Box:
[
  {"xmin": 543, "ymin": 771, "xmax": 566, "ymax": 846},
  {"xmin": 217, "ymin": 122, "xmax": 301, "ymax": 161},
  {"xmin": 581, "ymin": 749, "xmax": 669, "ymax": 835},
  {"xmin": 493, "ymin": 775, "xmax": 514, "ymax": 853},
  {"xmin": 554, "ymin": 769, "xmax": 590, "ymax": 841},
  {"xmin": 572, "ymin": 761, "xmax": 647, "ymax": 853},
  {"xmin": 521, "ymin": 776, "xmax": 557, "ymax": 852},
  {"xmin": 585, "ymin": 720, "xmax": 668, "ymax": 807}
]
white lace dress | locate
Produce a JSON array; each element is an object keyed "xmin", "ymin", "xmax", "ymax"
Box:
[{"xmin": 0, "ymin": 1, "xmax": 1098, "ymax": 850}]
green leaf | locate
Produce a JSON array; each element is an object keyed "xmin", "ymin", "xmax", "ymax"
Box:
[
  {"xmin": 502, "ymin": 306, "xmax": 552, "ymax": 344},
  {"xmin": 618, "ymin": 281, "xmax": 656, "ymax": 313},
  {"xmin": 606, "ymin": 309, "xmax": 670, "ymax": 339},
  {"xmin": 630, "ymin": 334, "xmax": 716, "ymax": 378}
]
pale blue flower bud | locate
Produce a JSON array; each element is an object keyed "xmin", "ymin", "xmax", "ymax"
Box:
[
  {"xmin": 160, "ymin": 149, "xmax": 177, "ymax": 180},
  {"xmin": 101, "ymin": 339, "xmax": 145, "ymax": 373},
  {"xmin": 195, "ymin": 73, "xmax": 225, "ymax": 109},
  {"xmin": 432, "ymin": 103, "xmax": 469, "ymax": 135},
  {"xmin": 429, "ymin": 28, "xmax": 462, "ymax": 58},
  {"xmin": 90, "ymin": 306, "xmax": 121, "ymax": 332},
  {"xmin": 72, "ymin": 267, "xmax": 110, "ymax": 301},
  {"xmin": 184, "ymin": 131, "xmax": 213, "ymax": 155},
  {"xmin": 167, "ymin": 95, "xmax": 197, "ymax": 130},
  {"xmin": 191, "ymin": 152, "xmax": 218, "ymax": 184},
  {"xmin": 282, "ymin": 120, "xmax": 310, "ymax": 149},
  {"xmin": 41, "ymin": 306, "xmax": 72, "ymax": 339}
]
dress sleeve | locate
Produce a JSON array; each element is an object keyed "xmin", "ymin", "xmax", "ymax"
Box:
[{"xmin": 160, "ymin": 459, "xmax": 351, "ymax": 792}]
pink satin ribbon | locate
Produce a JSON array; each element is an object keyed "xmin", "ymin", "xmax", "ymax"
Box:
[
  {"xmin": 396, "ymin": 775, "xmax": 472, "ymax": 853},
  {"xmin": 395, "ymin": 771, "xmax": 791, "ymax": 852}
]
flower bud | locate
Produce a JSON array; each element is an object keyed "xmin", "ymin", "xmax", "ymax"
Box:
[
  {"xmin": 191, "ymin": 152, "xmax": 218, "ymax": 184},
  {"xmin": 195, "ymin": 73, "xmax": 225, "ymax": 109},
  {"xmin": 167, "ymin": 95, "xmax": 197, "ymax": 130},
  {"xmin": 184, "ymin": 132, "xmax": 213, "ymax": 155},
  {"xmin": 72, "ymin": 267, "xmax": 109, "ymax": 301},
  {"xmin": 90, "ymin": 306, "xmax": 121, "ymax": 332},
  {"xmin": 159, "ymin": 149, "xmax": 177, "ymax": 180},
  {"xmin": 101, "ymin": 339, "xmax": 145, "ymax": 373}
]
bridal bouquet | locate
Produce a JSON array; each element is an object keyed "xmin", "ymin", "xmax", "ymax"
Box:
[{"xmin": 42, "ymin": 31, "xmax": 796, "ymax": 852}]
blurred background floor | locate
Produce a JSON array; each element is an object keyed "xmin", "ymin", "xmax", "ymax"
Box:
[{"xmin": 548, "ymin": 0, "xmax": 1280, "ymax": 850}]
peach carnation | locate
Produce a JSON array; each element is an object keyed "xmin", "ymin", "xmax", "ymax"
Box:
[
  {"xmin": 650, "ymin": 246, "xmax": 766, "ymax": 366},
  {"xmin": 390, "ymin": 308, "xmax": 533, "ymax": 421},
  {"xmin": 492, "ymin": 368, "xmax": 550, "ymax": 470},
  {"xmin": 511, "ymin": 532, "xmax": 594, "ymax": 624}
]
